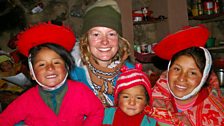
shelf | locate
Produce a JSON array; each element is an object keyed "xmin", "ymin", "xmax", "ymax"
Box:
[
  {"xmin": 134, "ymin": 51, "xmax": 155, "ymax": 63},
  {"xmin": 189, "ymin": 13, "xmax": 224, "ymax": 23},
  {"xmin": 207, "ymin": 46, "xmax": 224, "ymax": 53},
  {"xmin": 133, "ymin": 18, "xmax": 167, "ymax": 25}
]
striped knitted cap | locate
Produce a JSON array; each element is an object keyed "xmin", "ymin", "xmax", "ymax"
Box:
[{"xmin": 114, "ymin": 64, "xmax": 152, "ymax": 105}]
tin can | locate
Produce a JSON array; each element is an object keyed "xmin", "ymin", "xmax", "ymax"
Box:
[{"xmin": 203, "ymin": 1, "xmax": 214, "ymax": 15}]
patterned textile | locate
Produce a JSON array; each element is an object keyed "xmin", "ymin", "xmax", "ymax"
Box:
[
  {"xmin": 144, "ymin": 106, "xmax": 183, "ymax": 125},
  {"xmin": 152, "ymin": 77, "xmax": 224, "ymax": 126}
]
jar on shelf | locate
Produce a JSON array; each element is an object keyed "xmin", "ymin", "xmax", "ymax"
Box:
[
  {"xmin": 192, "ymin": 2, "xmax": 199, "ymax": 16},
  {"xmin": 203, "ymin": 0, "xmax": 214, "ymax": 15},
  {"xmin": 132, "ymin": 10, "xmax": 143, "ymax": 22}
]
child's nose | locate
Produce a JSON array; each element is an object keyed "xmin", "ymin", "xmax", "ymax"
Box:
[
  {"xmin": 47, "ymin": 64, "xmax": 55, "ymax": 70},
  {"xmin": 129, "ymin": 98, "xmax": 136, "ymax": 105}
]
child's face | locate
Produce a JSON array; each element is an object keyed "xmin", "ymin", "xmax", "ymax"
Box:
[
  {"xmin": 118, "ymin": 85, "xmax": 147, "ymax": 116},
  {"xmin": 0, "ymin": 61, "xmax": 13, "ymax": 72},
  {"xmin": 168, "ymin": 55, "xmax": 202, "ymax": 98},
  {"xmin": 31, "ymin": 47, "xmax": 67, "ymax": 87}
]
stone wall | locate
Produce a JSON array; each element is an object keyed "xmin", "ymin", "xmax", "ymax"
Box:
[{"xmin": 0, "ymin": 0, "xmax": 97, "ymax": 52}]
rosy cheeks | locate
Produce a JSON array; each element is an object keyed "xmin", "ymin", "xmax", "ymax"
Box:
[
  {"xmin": 118, "ymin": 85, "xmax": 147, "ymax": 116},
  {"xmin": 87, "ymin": 27, "xmax": 119, "ymax": 63},
  {"xmin": 32, "ymin": 48, "xmax": 67, "ymax": 87},
  {"xmin": 168, "ymin": 55, "xmax": 202, "ymax": 98}
]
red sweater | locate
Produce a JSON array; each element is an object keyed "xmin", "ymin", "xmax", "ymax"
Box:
[{"xmin": 0, "ymin": 80, "xmax": 104, "ymax": 126}]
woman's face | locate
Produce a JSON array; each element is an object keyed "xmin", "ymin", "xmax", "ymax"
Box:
[
  {"xmin": 87, "ymin": 27, "xmax": 119, "ymax": 66},
  {"xmin": 31, "ymin": 47, "xmax": 67, "ymax": 87},
  {"xmin": 168, "ymin": 55, "xmax": 203, "ymax": 98},
  {"xmin": 118, "ymin": 85, "xmax": 147, "ymax": 116}
]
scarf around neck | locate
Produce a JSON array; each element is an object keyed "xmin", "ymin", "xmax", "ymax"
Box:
[
  {"xmin": 113, "ymin": 108, "xmax": 145, "ymax": 126},
  {"xmin": 87, "ymin": 52, "xmax": 128, "ymax": 106}
]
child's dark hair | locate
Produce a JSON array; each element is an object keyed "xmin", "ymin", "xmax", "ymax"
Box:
[{"xmin": 29, "ymin": 43, "xmax": 74, "ymax": 73}]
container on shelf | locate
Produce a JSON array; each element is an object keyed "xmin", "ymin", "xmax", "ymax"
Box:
[
  {"xmin": 215, "ymin": 68, "xmax": 224, "ymax": 87},
  {"xmin": 140, "ymin": 44, "xmax": 149, "ymax": 53},
  {"xmin": 213, "ymin": 0, "xmax": 221, "ymax": 14},
  {"xmin": 203, "ymin": 0, "xmax": 214, "ymax": 15},
  {"xmin": 132, "ymin": 10, "xmax": 143, "ymax": 22},
  {"xmin": 206, "ymin": 37, "xmax": 216, "ymax": 47}
]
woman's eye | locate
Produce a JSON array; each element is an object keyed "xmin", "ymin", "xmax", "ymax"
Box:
[
  {"xmin": 172, "ymin": 66, "xmax": 180, "ymax": 71},
  {"xmin": 189, "ymin": 71, "xmax": 197, "ymax": 76},
  {"xmin": 93, "ymin": 33, "xmax": 99, "ymax": 37},
  {"xmin": 54, "ymin": 61, "xmax": 61, "ymax": 64},
  {"xmin": 109, "ymin": 32, "xmax": 116, "ymax": 36},
  {"xmin": 89, "ymin": 32, "xmax": 100, "ymax": 37},
  {"xmin": 174, "ymin": 67, "xmax": 179, "ymax": 71}
]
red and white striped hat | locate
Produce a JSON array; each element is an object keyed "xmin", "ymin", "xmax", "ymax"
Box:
[{"xmin": 114, "ymin": 63, "xmax": 152, "ymax": 105}]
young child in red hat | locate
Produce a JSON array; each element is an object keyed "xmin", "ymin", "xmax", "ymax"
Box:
[
  {"xmin": 102, "ymin": 64, "xmax": 182, "ymax": 126},
  {"xmin": 151, "ymin": 25, "xmax": 224, "ymax": 125},
  {"xmin": 0, "ymin": 23, "xmax": 104, "ymax": 126}
]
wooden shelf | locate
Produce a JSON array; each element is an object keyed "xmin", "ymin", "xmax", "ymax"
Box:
[
  {"xmin": 133, "ymin": 18, "xmax": 167, "ymax": 25},
  {"xmin": 189, "ymin": 13, "xmax": 224, "ymax": 23},
  {"xmin": 207, "ymin": 46, "xmax": 224, "ymax": 53}
]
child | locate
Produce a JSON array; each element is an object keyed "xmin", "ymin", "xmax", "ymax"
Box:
[
  {"xmin": 0, "ymin": 23, "xmax": 104, "ymax": 126},
  {"xmin": 152, "ymin": 25, "xmax": 224, "ymax": 125},
  {"xmin": 0, "ymin": 53, "xmax": 19, "ymax": 76},
  {"xmin": 102, "ymin": 64, "xmax": 181, "ymax": 126},
  {"xmin": 0, "ymin": 53, "xmax": 25, "ymax": 111}
]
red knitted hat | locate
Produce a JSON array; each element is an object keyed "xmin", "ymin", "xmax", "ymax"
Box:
[
  {"xmin": 17, "ymin": 22, "xmax": 76, "ymax": 57},
  {"xmin": 153, "ymin": 25, "xmax": 209, "ymax": 60},
  {"xmin": 114, "ymin": 63, "xmax": 152, "ymax": 105}
]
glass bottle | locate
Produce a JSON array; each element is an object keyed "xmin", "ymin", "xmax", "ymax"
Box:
[
  {"xmin": 198, "ymin": 0, "xmax": 204, "ymax": 15},
  {"xmin": 214, "ymin": 0, "xmax": 220, "ymax": 14},
  {"xmin": 192, "ymin": 0, "xmax": 199, "ymax": 16}
]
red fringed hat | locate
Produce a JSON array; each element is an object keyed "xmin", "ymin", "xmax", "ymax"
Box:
[
  {"xmin": 114, "ymin": 64, "xmax": 152, "ymax": 105},
  {"xmin": 17, "ymin": 22, "xmax": 76, "ymax": 57},
  {"xmin": 153, "ymin": 25, "xmax": 209, "ymax": 60}
]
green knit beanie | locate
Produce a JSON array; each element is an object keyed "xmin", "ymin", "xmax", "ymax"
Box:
[{"xmin": 82, "ymin": 0, "xmax": 122, "ymax": 36}]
